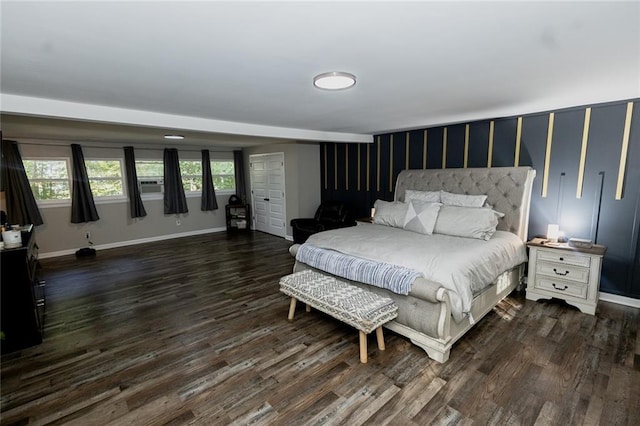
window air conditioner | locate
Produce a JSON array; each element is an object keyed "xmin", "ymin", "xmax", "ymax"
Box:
[{"xmin": 138, "ymin": 179, "xmax": 164, "ymax": 194}]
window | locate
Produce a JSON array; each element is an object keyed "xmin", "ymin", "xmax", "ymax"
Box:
[
  {"xmin": 134, "ymin": 158, "xmax": 235, "ymax": 194},
  {"xmin": 179, "ymin": 160, "xmax": 202, "ymax": 192},
  {"xmin": 177, "ymin": 159, "xmax": 236, "ymax": 193},
  {"xmin": 211, "ymin": 160, "xmax": 235, "ymax": 191},
  {"xmin": 135, "ymin": 160, "xmax": 163, "ymax": 179},
  {"xmin": 85, "ymin": 159, "xmax": 124, "ymax": 198},
  {"xmin": 23, "ymin": 158, "xmax": 71, "ymax": 201}
]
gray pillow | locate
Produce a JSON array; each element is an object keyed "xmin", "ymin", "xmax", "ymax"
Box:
[
  {"xmin": 404, "ymin": 189, "xmax": 441, "ymax": 203},
  {"xmin": 403, "ymin": 200, "xmax": 442, "ymax": 235},
  {"xmin": 373, "ymin": 199, "xmax": 408, "ymax": 228},
  {"xmin": 434, "ymin": 205, "xmax": 504, "ymax": 240},
  {"xmin": 440, "ymin": 190, "xmax": 487, "ymax": 207}
]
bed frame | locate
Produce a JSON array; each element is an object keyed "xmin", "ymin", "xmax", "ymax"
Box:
[{"xmin": 291, "ymin": 166, "xmax": 536, "ymax": 363}]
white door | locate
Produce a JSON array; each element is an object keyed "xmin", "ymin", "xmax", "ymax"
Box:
[{"xmin": 250, "ymin": 153, "xmax": 286, "ymax": 237}]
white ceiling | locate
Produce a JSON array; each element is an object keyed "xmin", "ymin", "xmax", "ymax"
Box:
[{"xmin": 1, "ymin": 1, "xmax": 639, "ymax": 149}]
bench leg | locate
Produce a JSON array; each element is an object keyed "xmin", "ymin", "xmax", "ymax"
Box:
[
  {"xmin": 287, "ymin": 298, "xmax": 297, "ymax": 320},
  {"xmin": 359, "ymin": 331, "xmax": 368, "ymax": 363},
  {"xmin": 376, "ymin": 326, "xmax": 385, "ymax": 351}
]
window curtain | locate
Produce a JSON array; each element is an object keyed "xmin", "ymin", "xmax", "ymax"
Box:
[
  {"xmin": 71, "ymin": 144, "xmax": 99, "ymax": 223},
  {"xmin": 233, "ymin": 150, "xmax": 247, "ymax": 203},
  {"xmin": 0, "ymin": 139, "xmax": 44, "ymax": 226},
  {"xmin": 163, "ymin": 148, "xmax": 188, "ymax": 214},
  {"xmin": 123, "ymin": 146, "xmax": 147, "ymax": 218},
  {"xmin": 200, "ymin": 149, "xmax": 218, "ymax": 211}
]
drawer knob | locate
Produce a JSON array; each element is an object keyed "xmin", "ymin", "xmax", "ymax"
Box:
[
  {"xmin": 559, "ymin": 257, "xmax": 564, "ymax": 261},
  {"xmin": 553, "ymin": 268, "xmax": 569, "ymax": 276},
  {"xmin": 552, "ymin": 283, "xmax": 568, "ymax": 291}
]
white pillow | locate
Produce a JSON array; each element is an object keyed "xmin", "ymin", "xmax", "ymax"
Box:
[
  {"xmin": 403, "ymin": 200, "xmax": 442, "ymax": 235},
  {"xmin": 440, "ymin": 190, "xmax": 487, "ymax": 208},
  {"xmin": 404, "ymin": 189, "xmax": 441, "ymax": 203},
  {"xmin": 373, "ymin": 199, "xmax": 408, "ymax": 228},
  {"xmin": 433, "ymin": 205, "xmax": 504, "ymax": 240}
]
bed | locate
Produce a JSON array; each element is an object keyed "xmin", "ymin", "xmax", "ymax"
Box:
[{"xmin": 288, "ymin": 166, "xmax": 536, "ymax": 363}]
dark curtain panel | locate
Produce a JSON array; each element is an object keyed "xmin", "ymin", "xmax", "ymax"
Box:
[
  {"xmin": 233, "ymin": 150, "xmax": 247, "ymax": 203},
  {"xmin": 71, "ymin": 144, "xmax": 99, "ymax": 223},
  {"xmin": 163, "ymin": 148, "xmax": 188, "ymax": 214},
  {"xmin": 201, "ymin": 149, "xmax": 218, "ymax": 211},
  {"xmin": 0, "ymin": 139, "xmax": 44, "ymax": 226},
  {"xmin": 123, "ymin": 146, "xmax": 147, "ymax": 218}
]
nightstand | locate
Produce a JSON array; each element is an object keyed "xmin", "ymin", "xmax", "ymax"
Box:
[{"xmin": 525, "ymin": 238, "xmax": 606, "ymax": 315}]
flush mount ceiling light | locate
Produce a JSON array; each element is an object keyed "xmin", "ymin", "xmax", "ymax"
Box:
[
  {"xmin": 164, "ymin": 134, "xmax": 184, "ymax": 140},
  {"xmin": 313, "ymin": 71, "xmax": 356, "ymax": 90}
]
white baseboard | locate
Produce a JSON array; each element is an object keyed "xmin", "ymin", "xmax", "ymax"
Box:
[
  {"xmin": 285, "ymin": 234, "xmax": 294, "ymax": 242},
  {"xmin": 599, "ymin": 292, "xmax": 640, "ymax": 309},
  {"xmin": 39, "ymin": 227, "xmax": 227, "ymax": 259}
]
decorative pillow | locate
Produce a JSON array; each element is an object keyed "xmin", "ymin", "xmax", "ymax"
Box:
[
  {"xmin": 373, "ymin": 199, "xmax": 409, "ymax": 228},
  {"xmin": 403, "ymin": 200, "xmax": 442, "ymax": 235},
  {"xmin": 433, "ymin": 205, "xmax": 504, "ymax": 240},
  {"xmin": 440, "ymin": 190, "xmax": 487, "ymax": 208},
  {"xmin": 404, "ymin": 189, "xmax": 441, "ymax": 203}
]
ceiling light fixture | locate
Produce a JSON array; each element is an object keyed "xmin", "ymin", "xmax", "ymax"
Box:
[
  {"xmin": 313, "ymin": 72, "xmax": 356, "ymax": 90},
  {"xmin": 164, "ymin": 134, "xmax": 184, "ymax": 140}
]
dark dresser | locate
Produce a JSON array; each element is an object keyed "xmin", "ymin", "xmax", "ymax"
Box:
[{"xmin": 1, "ymin": 226, "xmax": 45, "ymax": 354}]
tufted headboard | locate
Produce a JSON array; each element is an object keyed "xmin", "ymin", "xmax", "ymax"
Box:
[{"xmin": 394, "ymin": 167, "xmax": 536, "ymax": 242}]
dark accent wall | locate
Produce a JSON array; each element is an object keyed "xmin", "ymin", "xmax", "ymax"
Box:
[{"xmin": 321, "ymin": 99, "xmax": 640, "ymax": 300}]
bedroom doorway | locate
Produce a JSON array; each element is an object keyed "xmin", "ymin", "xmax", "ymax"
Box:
[{"xmin": 249, "ymin": 153, "xmax": 286, "ymax": 238}]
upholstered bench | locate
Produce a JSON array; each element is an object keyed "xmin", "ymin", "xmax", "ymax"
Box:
[{"xmin": 279, "ymin": 270, "xmax": 398, "ymax": 363}]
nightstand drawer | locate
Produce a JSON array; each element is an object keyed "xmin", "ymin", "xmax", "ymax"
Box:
[
  {"xmin": 535, "ymin": 277, "xmax": 588, "ymax": 299},
  {"xmin": 536, "ymin": 261, "xmax": 589, "ymax": 284},
  {"xmin": 537, "ymin": 250, "xmax": 591, "ymax": 268}
]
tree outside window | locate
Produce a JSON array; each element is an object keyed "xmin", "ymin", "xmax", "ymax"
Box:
[
  {"xmin": 179, "ymin": 160, "xmax": 202, "ymax": 192},
  {"xmin": 85, "ymin": 159, "xmax": 124, "ymax": 197},
  {"xmin": 23, "ymin": 158, "xmax": 71, "ymax": 200},
  {"xmin": 211, "ymin": 160, "xmax": 235, "ymax": 191},
  {"xmin": 135, "ymin": 160, "xmax": 163, "ymax": 178}
]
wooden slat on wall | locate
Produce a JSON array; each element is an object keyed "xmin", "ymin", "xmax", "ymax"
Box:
[
  {"xmin": 542, "ymin": 112, "xmax": 555, "ymax": 198},
  {"xmin": 423, "ymin": 130, "xmax": 427, "ymax": 169},
  {"xmin": 357, "ymin": 143, "xmax": 361, "ymax": 191},
  {"xmin": 515, "ymin": 116, "xmax": 523, "ymax": 167},
  {"xmin": 464, "ymin": 124, "xmax": 470, "ymax": 168},
  {"xmin": 323, "ymin": 144, "xmax": 328, "ymax": 190},
  {"xmin": 334, "ymin": 144, "xmax": 338, "ymax": 191},
  {"xmin": 616, "ymin": 102, "xmax": 634, "ymax": 200},
  {"xmin": 366, "ymin": 143, "xmax": 371, "ymax": 192},
  {"xmin": 405, "ymin": 132, "xmax": 410, "ymax": 170},
  {"xmin": 345, "ymin": 144, "xmax": 348, "ymax": 191},
  {"xmin": 389, "ymin": 134, "xmax": 394, "ymax": 192},
  {"xmin": 442, "ymin": 127, "xmax": 447, "ymax": 169},
  {"xmin": 487, "ymin": 120, "xmax": 495, "ymax": 168},
  {"xmin": 376, "ymin": 136, "xmax": 381, "ymax": 192},
  {"xmin": 576, "ymin": 108, "xmax": 591, "ymax": 198}
]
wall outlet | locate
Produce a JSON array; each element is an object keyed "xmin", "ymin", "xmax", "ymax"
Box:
[
  {"xmin": 85, "ymin": 232, "xmax": 91, "ymax": 239},
  {"xmin": 176, "ymin": 219, "xmax": 181, "ymax": 226}
]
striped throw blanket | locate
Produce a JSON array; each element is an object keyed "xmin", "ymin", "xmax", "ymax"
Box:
[{"xmin": 295, "ymin": 243, "xmax": 423, "ymax": 295}]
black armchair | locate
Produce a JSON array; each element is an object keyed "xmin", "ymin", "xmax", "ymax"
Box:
[{"xmin": 290, "ymin": 200, "xmax": 356, "ymax": 244}]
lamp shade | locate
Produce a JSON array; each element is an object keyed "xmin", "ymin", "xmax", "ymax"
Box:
[{"xmin": 547, "ymin": 224, "xmax": 560, "ymax": 242}]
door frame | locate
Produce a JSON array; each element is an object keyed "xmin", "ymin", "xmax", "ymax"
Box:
[{"xmin": 249, "ymin": 152, "xmax": 286, "ymax": 237}]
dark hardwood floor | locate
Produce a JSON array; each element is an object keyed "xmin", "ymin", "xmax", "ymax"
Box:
[{"xmin": 1, "ymin": 231, "xmax": 638, "ymax": 425}]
